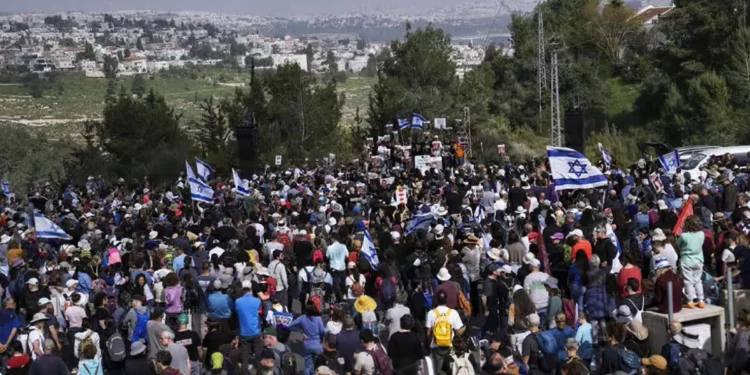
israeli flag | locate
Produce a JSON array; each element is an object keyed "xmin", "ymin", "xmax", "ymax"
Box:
[
  {"xmin": 398, "ymin": 117, "xmax": 410, "ymax": 130},
  {"xmin": 194, "ymin": 157, "xmax": 214, "ymax": 182},
  {"xmin": 1, "ymin": 181, "xmax": 9, "ymax": 196},
  {"xmin": 361, "ymin": 231, "xmax": 379, "ymax": 269},
  {"xmin": 658, "ymin": 150, "xmax": 680, "ymax": 174},
  {"xmin": 232, "ymin": 169, "xmax": 250, "ymax": 197},
  {"xmin": 405, "ymin": 212, "xmax": 438, "ymax": 235},
  {"xmin": 188, "ymin": 177, "xmax": 214, "ymax": 203},
  {"xmin": 34, "ymin": 213, "xmax": 71, "ymax": 240},
  {"xmin": 412, "ymin": 113, "xmax": 426, "ymax": 130},
  {"xmin": 547, "ymin": 146, "xmax": 608, "ymax": 191},
  {"xmin": 598, "ymin": 143, "xmax": 612, "ymax": 169},
  {"xmin": 474, "ymin": 205, "xmax": 485, "ymax": 221}
]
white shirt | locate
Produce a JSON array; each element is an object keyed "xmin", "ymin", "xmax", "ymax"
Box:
[
  {"xmin": 345, "ymin": 274, "xmax": 366, "ymax": 300},
  {"xmin": 74, "ymin": 329, "xmax": 102, "ymax": 361},
  {"xmin": 722, "ymin": 248, "xmax": 736, "ymax": 263},
  {"xmin": 425, "ymin": 306, "xmax": 464, "ymax": 348},
  {"xmin": 27, "ymin": 327, "xmax": 45, "ymax": 360}
]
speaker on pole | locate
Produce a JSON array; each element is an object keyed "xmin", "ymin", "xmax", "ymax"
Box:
[
  {"xmin": 236, "ymin": 108, "xmax": 260, "ymax": 177},
  {"xmin": 564, "ymin": 111, "xmax": 585, "ymax": 154}
]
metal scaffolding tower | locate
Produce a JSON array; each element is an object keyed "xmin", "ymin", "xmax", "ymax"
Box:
[
  {"xmin": 550, "ymin": 52, "xmax": 562, "ymax": 147},
  {"xmin": 537, "ymin": 11, "xmax": 546, "ymax": 117}
]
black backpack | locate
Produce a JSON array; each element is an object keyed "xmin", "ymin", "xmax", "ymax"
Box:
[{"xmin": 272, "ymin": 346, "xmax": 297, "ymax": 375}]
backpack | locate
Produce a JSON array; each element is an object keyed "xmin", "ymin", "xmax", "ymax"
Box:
[
  {"xmin": 682, "ymin": 348, "xmax": 724, "ymax": 375},
  {"xmin": 618, "ymin": 348, "xmax": 641, "ymax": 374},
  {"xmin": 368, "ymin": 344, "xmax": 393, "ymax": 375},
  {"xmin": 432, "ymin": 308, "xmax": 454, "ymax": 347},
  {"xmin": 105, "ymin": 332, "xmax": 126, "ymax": 362},
  {"xmin": 454, "ymin": 283, "xmax": 472, "ymax": 316},
  {"xmin": 350, "ymin": 276, "xmax": 364, "ymax": 298},
  {"xmin": 131, "ymin": 309, "xmax": 149, "ymax": 344},
  {"xmin": 536, "ymin": 331, "xmax": 558, "ymax": 355},
  {"xmin": 78, "ymin": 331, "xmax": 95, "ymax": 359},
  {"xmin": 450, "ymin": 354, "xmax": 475, "ymax": 375},
  {"xmin": 272, "ymin": 346, "xmax": 297, "ymax": 375},
  {"xmin": 626, "ymin": 297, "xmax": 645, "ymax": 322},
  {"xmin": 381, "ymin": 277, "xmax": 397, "ymax": 304}
]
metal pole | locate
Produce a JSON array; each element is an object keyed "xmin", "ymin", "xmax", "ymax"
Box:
[
  {"xmin": 667, "ymin": 281, "xmax": 674, "ymax": 323},
  {"xmin": 728, "ymin": 268, "xmax": 735, "ymax": 331}
]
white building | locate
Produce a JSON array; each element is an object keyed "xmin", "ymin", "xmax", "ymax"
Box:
[{"xmin": 270, "ymin": 54, "xmax": 308, "ymax": 71}]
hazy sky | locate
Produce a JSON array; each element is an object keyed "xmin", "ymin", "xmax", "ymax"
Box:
[{"xmin": 1, "ymin": 0, "xmax": 467, "ymax": 16}]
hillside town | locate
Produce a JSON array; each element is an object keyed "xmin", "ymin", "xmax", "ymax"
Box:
[{"xmin": 0, "ymin": 11, "xmax": 492, "ymax": 79}]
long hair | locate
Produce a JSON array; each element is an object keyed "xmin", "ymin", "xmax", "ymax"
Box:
[{"xmin": 513, "ymin": 289, "xmax": 536, "ymax": 320}]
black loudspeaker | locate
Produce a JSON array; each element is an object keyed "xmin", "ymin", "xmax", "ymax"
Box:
[
  {"xmin": 236, "ymin": 109, "xmax": 260, "ymax": 177},
  {"xmin": 564, "ymin": 111, "xmax": 585, "ymax": 154}
]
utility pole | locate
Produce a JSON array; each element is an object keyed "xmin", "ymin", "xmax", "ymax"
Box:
[
  {"xmin": 537, "ymin": 10, "xmax": 546, "ymax": 120},
  {"xmin": 550, "ymin": 52, "xmax": 562, "ymax": 147}
]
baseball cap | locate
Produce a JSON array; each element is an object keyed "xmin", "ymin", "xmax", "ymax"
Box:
[
  {"xmin": 501, "ymin": 265, "xmax": 513, "ymax": 274},
  {"xmin": 66, "ymin": 279, "xmax": 79, "ymax": 288},
  {"xmin": 26, "ymin": 278, "xmax": 38, "ymax": 286},
  {"xmin": 242, "ymin": 280, "xmax": 252, "ymax": 290},
  {"xmin": 37, "ymin": 298, "xmax": 51, "ymax": 306}
]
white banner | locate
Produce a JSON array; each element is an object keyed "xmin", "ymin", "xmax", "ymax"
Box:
[
  {"xmin": 275, "ymin": 155, "xmax": 282, "ymax": 166},
  {"xmin": 414, "ymin": 155, "xmax": 443, "ymax": 172},
  {"xmin": 434, "ymin": 118, "xmax": 446, "ymax": 129}
]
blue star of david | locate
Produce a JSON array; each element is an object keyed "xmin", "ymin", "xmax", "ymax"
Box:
[{"xmin": 568, "ymin": 159, "xmax": 589, "ymax": 178}]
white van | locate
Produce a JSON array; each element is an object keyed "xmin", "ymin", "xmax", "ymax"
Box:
[{"xmin": 681, "ymin": 146, "xmax": 750, "ymax": 181}]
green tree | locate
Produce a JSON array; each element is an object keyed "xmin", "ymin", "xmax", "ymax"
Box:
[
  {"xmin": 103, "ymin": 55, "xmax": 118, "ymax": 79},
  {"xmin": 0, "ymin": 125, "xmax": 74, "ymax": 192},
  {"xmin": 95, "ymin": 89, "xmax": 191, "ymax": 183},
  {"xmin": 131, "ymin": 74, "xmax": 146, "ymax": 96},
  {"xmin": 367, "ymin": 25, "xmax": 458, "ymax": 137}
]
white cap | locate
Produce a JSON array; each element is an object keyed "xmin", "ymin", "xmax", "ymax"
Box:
[
  {"xmin": 501, "ymin": 265, "xmax": 513, "ymax": 274},
  {"xmin": 66, "ymin": 279, "xmax": 79, "ymax": 288},
  {"xmin": 37, "ymin": 298, "xmax": 51, "ymax": 306},
  {"xmin": 390, "ymin": 231, "xmax": 401, "ymax": 240},
  {"xmin": 242, "ymin": 280, "xmax": 253, "ymax": 290},
  {"xmin": 434, "ymin": 224, "xmax": 445, "ymax": 235},
  {"xmin": 328, "ymin": 218, "xmax": 337, "ymax": 226},
  {"xmin": 149, "ymin": 231, "xmax": 158, "ymax": 240},
  {"xmin": 26, "ymin": 278, "xmax": 38, "ymax": 286}
]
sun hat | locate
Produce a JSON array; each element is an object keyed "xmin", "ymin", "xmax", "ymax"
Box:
[
  {"xmin": 566, "ymin": 229, "xmax": 583, "ymax": 239},
  {"xmin": 130, "ymin": 341, "xmax": 147, "ymax": 356},
  {"xmin": 257, "ymin": 267, "xmax": 270, "ymax": 277},
  {"xmin": 529, "ymin": 259, "xmax": 541, "ymax": 268},
  {"xmin": 464, "ymin": 235, "xmax": 480, "ymax": 244},
  {"xmin": 29, "ymin": 313, "xmax": 49, "ymax": 324},
  {"xmin": 436, "ymin": 267, "xmax": 451, "ymax": 281},
  {"xmin": 354, "ymin": 295, "xmax": 377, "ymax": 313},
  {"xmin": 616, "ymin": 305, "xmax": 634, "ymax": 324},
  {"xmin": 487, "ymin": 248, "xmax": 503, "ymax": 261},
  {"xmin": 652, "ymin": 228, "xmax": 667, "ymax": 241},
  {"xmin": 0, "ymin": 234, "xmax": 10, "ymax": 244},
  {"xmin": 522, "ymin": 253, "xmax": 536, "ymax": 265}
]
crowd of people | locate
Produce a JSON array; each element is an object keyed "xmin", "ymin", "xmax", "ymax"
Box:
[{"xmin": 0, "ymin": 147, "xmax": 748, "ymax": 375}]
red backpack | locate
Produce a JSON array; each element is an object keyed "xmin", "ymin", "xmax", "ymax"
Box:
[
  {"xmin": 562, "ymin": 298, "xmax": 577, "ymax": 327},
  {"xmin": 278, "ymin": 232, "xmax": 291, "ymax": 248}
]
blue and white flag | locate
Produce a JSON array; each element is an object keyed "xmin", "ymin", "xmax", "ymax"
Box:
[
  {"xmin": 397, "ymin": 117, "xmax": 410, "ymax": 131},
  {"xmin": 1, "ymin": 181, "xmax": 9, "ymax": 196},
  {"xmin": 194, "ymin": 157, "xmax": 214, "ymax": 182},
  {"xmin": 361, "ymin": 231, "xmax": 379, "ymax": 269},
  {"xmin": 232, "ymin": 168, "xmax": 250, "ymax": 197},
  {"xmin": 34, "ymin": 213, "xmax": 71, "ymax": 240},
  {"xmin": 474, "ymin": 205, "xmax": 485, "ymax": 221},
  {"xmin": 186, "ymin": 160, "xmax": 198, "ymax": 181},
  {"xmin": 188, "ymin": 177, "xmax": 214, "ymax": 203},
  {"xmin": 405, "ymin": 212, "xmax": 438, "ymax": 235},
  {"xmin": 412, "ymin": 113, "xmax": 426, "ymax": 130},
  {"xmin": 658, "ymin": 150, "xmax": 680, "ymax": 174},
  {"xmin": 547, "ymin": 146, "xmax": 608, "ymax": 191},
  {"xmin": 598, "ymin": 143, "xmax": 612, "ymax": 169}
]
